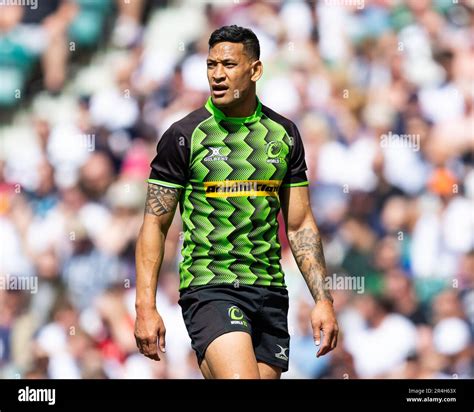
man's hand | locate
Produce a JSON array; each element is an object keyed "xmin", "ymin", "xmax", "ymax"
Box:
[
  {"xmin": 134, "ymin": 309, "xmax": 166, "ymax": 361},
  {"xmin": 311, "ymin": 300, "xmax": 339, "ymax": 358}
]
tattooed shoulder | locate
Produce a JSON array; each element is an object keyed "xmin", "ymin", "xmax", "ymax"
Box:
[{"xmin": 145, "ymin": 184, "xmax": 180, "ymax": 216}]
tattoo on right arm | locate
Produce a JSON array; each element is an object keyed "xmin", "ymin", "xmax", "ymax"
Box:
[{"xmin": 145, "ymin": 184, "xmax": 180, "ymax": 216}]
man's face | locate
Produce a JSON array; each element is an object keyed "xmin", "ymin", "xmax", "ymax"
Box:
[{"xmin": 207, "ymin": 42, "xmax": 260, "ymax": 108}]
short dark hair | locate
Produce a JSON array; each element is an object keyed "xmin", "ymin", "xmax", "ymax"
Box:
[{"xmin": 208, "ymin": 25, "xmax": 260, "ymax": 60}]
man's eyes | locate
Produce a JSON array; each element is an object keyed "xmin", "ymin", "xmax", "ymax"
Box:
[{"xmin": 207, "ymin": 62, "xmax": 236, "ymax": 68}]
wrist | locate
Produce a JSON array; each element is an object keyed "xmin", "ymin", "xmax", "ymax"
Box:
[
  {"xmin": 135, "ymin": 300, "xmax": 157, "ymax": 313},
  {"xmin": 315, "ymin": 295, "xmax": 334, "ymax": 305}
]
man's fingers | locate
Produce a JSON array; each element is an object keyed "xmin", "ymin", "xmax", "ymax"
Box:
[
  {"xmin": 317, "ymin": 325, "xmax": 339, "ymax": 357},
  {"xmin": 144, "ymin": 340, "xmax": 160, "ymax": 361},
  {"xmin": 312, "ymin": 323, "xmax": 321, "ymax": 346},
  {"xmin": 137, "ymin": 337, "xmax": 160, "ymax": 361},
  {"xmin": 317, "ymin": 327, "xmax": 333, "ymax": 357},
  {"xmin": 158, "ymin": 327, "xmax": 166, "ymax": 353},
  {"xmin": 331, "ymin": 328, "xmax": 339, "ymax": 350}
]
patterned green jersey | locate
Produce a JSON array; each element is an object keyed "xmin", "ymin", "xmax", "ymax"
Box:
[{"xmin": 149, "ymin": 97, "xmax": 308, "ymax": 290}]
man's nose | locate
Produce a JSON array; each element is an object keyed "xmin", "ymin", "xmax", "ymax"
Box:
[{"xmin": 212, "ymin": 64, "xmax": 225, "ymax": 81}]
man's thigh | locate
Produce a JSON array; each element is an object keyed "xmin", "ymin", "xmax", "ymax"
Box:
[
  {"xmin": 257, "ymin": 361, "xmax": 281, "ymax": 379},
  {"xmin": 202, "ymin": 331, "xmax": 260, "ymax": 379}
]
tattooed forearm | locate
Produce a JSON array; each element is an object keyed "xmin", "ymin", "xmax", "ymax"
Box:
[
  {"xmin": 288, "ymin": 227, "xmax": 333, "ymax": 304},
  {"xmin": 145, "ymin": 184, "xmax": 180, "ymax": 216}
]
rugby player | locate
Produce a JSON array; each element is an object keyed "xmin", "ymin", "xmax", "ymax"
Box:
[{"xmin": 135, "ymin": 25, "xmax": 339, "ymax": 379}]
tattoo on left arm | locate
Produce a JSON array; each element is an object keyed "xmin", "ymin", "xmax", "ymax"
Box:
[{"xmin": 288, "ymin": 227, "xmax": 333, "ymax": 304}]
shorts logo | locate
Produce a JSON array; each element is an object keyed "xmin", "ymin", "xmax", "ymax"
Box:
[
  {"xmin": 228, "ymin": 305, "xmax": 248, "ymax": 327},
  {"xmin": 275, "ymin": 344, "xmax": 289, "ymax": 361},
  {"xmin": 204, "ymin": 147, "xmax": 228, "ymax": 162}
]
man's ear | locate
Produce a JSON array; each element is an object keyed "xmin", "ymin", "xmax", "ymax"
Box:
[{"xmin": 251, "ymin": 60, "xmax": 263, "ymax": 82}]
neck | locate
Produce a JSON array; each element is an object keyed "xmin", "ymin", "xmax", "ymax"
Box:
[{"xmin": 219, "ymin": 93, "xmax": 257, "ymax": 118}]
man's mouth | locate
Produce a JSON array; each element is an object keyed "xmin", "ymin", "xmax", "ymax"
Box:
[{"xmin": 211, "ymin": 84, "xmax": 229, "ymax": 97}]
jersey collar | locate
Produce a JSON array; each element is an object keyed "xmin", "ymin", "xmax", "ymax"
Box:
[{"xmin": 205, "ymin": 96, "xmax": 262, "ymax": 124}]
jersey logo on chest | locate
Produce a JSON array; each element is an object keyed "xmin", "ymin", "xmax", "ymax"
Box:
[
  {"xmin": 203, "ymin": 147, "xmax": 228, "ymax": 162},
  {"xmin": 266, "ymin": 140, "xmax": 285, "ymax": 164}
]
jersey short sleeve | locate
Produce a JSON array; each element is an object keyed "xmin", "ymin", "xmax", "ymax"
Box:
[
  {"xmin": 148, "ymin": 124, "xmax": 189, "ymax": 189},
  {"xmin": 281, "ymin": 124, "xmax": 309, "ymax": 188}
]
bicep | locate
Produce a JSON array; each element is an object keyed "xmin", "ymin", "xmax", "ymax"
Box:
[
  {"xmin": 143, "ymin": 183, "xmax": 181, "ymax": 234},
  {"xmin": 280, "ymin": 186, "xmax": 314, "ymax": 232}
]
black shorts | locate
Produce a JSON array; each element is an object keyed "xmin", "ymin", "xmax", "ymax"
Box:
[{"xmin": 178, "ymin": 284, "xmax": 290, "ymax": 372}]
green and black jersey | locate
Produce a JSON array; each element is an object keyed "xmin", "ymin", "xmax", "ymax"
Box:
[{"xmin": 149, "ymin": 97, "xmax": 308, "ymax": 290}]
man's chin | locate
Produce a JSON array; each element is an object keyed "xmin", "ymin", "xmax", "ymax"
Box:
[{"xmin": 211, "ymin": 95, "xmax": 234, "ymax": 108}]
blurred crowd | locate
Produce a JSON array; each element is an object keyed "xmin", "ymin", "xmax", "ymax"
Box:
[{"xmin": 0, "ymin": 0, "xmax": 473, "ymax": 379}]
